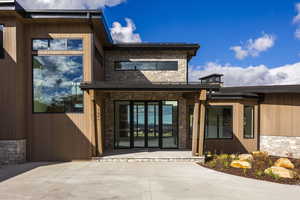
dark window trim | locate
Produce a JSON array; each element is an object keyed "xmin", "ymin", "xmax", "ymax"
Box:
[
  {"xmin": 243, "ymin": 105, "xmax": 255, "ymax": 139},
  {"xmin": 0, "ymin": 24, "xmax": 4, "ymax": 59},
  {"xmin": 205, "ymin": 105, "xmax": 234, "ymax": 140},
  {"xmin": 32, "ymin": 38, "xmax": 83, "ymax": 51},
  {"xmin": 31, "ymin": 54, "xmax": 84, "ymax": 114},
  {"xmin": 114, "ymin": 61, "xmax": 179, "ymax": 71},
  {"xmin": 113, "ymin": 100, "xmax": 179, "ymax": 149}
]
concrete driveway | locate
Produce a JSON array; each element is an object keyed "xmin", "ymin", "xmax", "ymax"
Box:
[{"xmin": 0, "ymin": 162, "xmax": 299, "ymax": 200}]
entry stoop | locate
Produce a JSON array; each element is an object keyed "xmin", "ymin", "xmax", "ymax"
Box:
[{"xmin": 92, "ymin": 149, "xmax": 204, "ymax": 163}]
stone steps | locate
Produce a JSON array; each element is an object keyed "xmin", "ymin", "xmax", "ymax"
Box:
[{"xmin": 92, "ymin": 157, "xmax": 204, "ymax": 163}]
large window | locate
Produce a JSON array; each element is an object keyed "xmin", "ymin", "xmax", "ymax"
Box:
[
  {"xmin": 0, "ymin": 25, "xmax": 4, "ymax": 59},
  {"xmin": 244, "ymin": 106, "xmax": 254, "ymax": 138},
  {"xmin": 33, "ymin": 55, "xmax": 83, "ymax": 113},
  {"xmin": 205, "ymin": 106, "xmax": 233, "ymax": 139},
  {"xmin": 115, "ymin": 61, "xmax": 178, "ymax": 71},
  {"xmin": 32, "ymin": 39, "xmax": 83, "ymax": 51}
]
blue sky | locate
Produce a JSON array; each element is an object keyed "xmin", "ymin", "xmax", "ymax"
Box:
[{"xmin": 19, "ymin": 0, "xmax": 300, "ymax": 85}]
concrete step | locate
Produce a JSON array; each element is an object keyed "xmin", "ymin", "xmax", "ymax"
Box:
[{"xmin": 92, "ymin": 157, "xmax": 204, "ymax": 163}]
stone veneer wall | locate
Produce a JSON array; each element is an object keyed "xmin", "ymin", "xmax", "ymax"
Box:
[
  {"xmin": 0, "ymin": 139, "xmax": 26, "ymax": 164},
  {"xmin": 260, "ymin": 136, "xmax": 300, "ymax": 158},
  {"xmin": 104, "ymin": 50, "xmax": 188, "ymax": 83},
  {"xmin": 104, "ymin": 92, "xmax": 188, "ymax": 150}
]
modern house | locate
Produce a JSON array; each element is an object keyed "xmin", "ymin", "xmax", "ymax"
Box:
[{"xmin": 0, "ymin": 1, "xmax": 300, "ymax": 164}]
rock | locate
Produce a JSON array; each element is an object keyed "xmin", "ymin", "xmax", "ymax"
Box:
[
  {"xmin": 252, "ymin": 151, "xmax": 268, "ymax": 157},
  {"xmin": 264, "ymin": 166, "xmax": 296, "ymax": 179},
  {"xmin": 274, "ymin": 158, "xmax": 295, "ymax": 169},
  {"xmin": 238, "ymin": 154, "xmax": 254, "ymax": 162},
  {"xmin": 230, "ymin": 160, "xmax": 252, "ymax": 169},
  {"xmin": 230, "ymin": 154, "xmax": 237, "ymax": 159}
]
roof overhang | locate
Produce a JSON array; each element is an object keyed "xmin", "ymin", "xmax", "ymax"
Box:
[
  {"xmin": 80, "ymin": 81, "xmax": 220, "ymax": 91},
  {"xmin": 220, "ymin": 85, "xmax": 300, "ymax": 94},
  {"xmin": 0, "ymin": 1, "xmax": 113, "ymax": 44},
  {"xmin": 104, "ymin": 43, "xmax": 200, "ymax": 61}
]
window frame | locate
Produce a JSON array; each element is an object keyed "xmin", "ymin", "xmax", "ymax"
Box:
[
  {"xmin": 205, "ymin": 105, "xmax": 233, "ymax": 140},
  {"xmin": 114, "ymin": 61, "xmax": 179, "ymax": 71},
  {"xmin": 32, "ymin": 38, "xmax": 83, "ymax": 51},
  {"xmin": 243, "ymin": 105, "xmax": 255, "ymax": 139},
  {"xmin": 0, "ymin": 24, "xmax": 4, "ymax": 59},
  {"xmin": 31, "ymin": 54, "xmax": 84, "ymax": 114}
]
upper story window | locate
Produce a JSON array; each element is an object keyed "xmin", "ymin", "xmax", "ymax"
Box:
[
  {"xmin": 0, "ymin": 25, "xmax": 4, "ymax": 59},
  {"xmin": 32, "ymin": 39, "xmax": 83, "ymax": 51},
  {"xmin": 115, "ymin": 61, "xmax": 178, "ymax": 71},
  {"xmin": 33, "ymin": 55, "xmax": 83, "ymax": 113},
  {"xmin": 32, "ymin": 38, "xmax": 84, "ymax": 114}
]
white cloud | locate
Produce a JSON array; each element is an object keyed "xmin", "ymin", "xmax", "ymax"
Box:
[
  {"xmin": 189, "ymin": 62, "xmax": 300, "ymax": 86},
  {"xmin": 293, "ymin": 3, "xmax": 300, "ymax": 39},
  {"xmin": 110, "ymin": 18, "xmax": 142, "ymax": 43},
  {"xmin": 230, "ymin": 33, "xmax": 275, "ymax": 60},
  {"xmin": 293, "ymin": 3, "xmax": 300, "ymax": 23},
  {"xmin": 17, "ymin": 0, "xmax": 126, "ymax": 9}
]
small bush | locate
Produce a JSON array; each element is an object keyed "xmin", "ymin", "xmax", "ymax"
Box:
[
  {"xmin": 223, "ymin": 160, "xmax": 230, "ymax": 169},
  {"xmin": 207, "ymin": 160, "xmax": 217, "ymax": 168},
  {"xmin": 255, "ymin": 170, "xmax": 264, "ymax": 178},
  {"xmin": 268, "ymin": 159, "xmax": 273, "ymax": 167},
  {"xmin": 243, "ymin": 168, "xmax": 248, "ymax": 176}
]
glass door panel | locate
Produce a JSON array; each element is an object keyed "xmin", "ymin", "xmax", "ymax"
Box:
[
  {"xmin": 162, "ymin": 101, "xmax": 178, "ymax": 148},
  {"xmin": 115, "ymin": 101, "xmax": 131, "ymax": 148},
  {"xmin": 147, "ymin": 102, "xmax": 159, "ymax": 148},
  {"xmin": 133, "ymin": 102, "xmax": 145, "ymax": 147}
]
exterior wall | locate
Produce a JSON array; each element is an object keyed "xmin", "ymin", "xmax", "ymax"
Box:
[
  {"xmin": 260, "ymin": 136, "xmax": 300, "ymax": 158},
  {"xmin": 0, "ymin": 16, "xmax": 26, "ymax": 141},
  {"xmin": 24, "ymin": 22, "xmax": 95, "ymax": 161},
  {"xmin": 102, "ymin": 91, "xmax": 189, "ymax": 151},
  {"xmin": 104, "ymin": 50, "xmax": 188, "ymax": 83},
  {"xmin": 203, "ymin": 99, "xmax": 259, "ymax": 154},
  {"xmin": 0, "ymin": 139, "xmax": 26, "ymax": 164},
  {"xmin": 260, "ymin": 93, "xmax": 300, "ymax": 158}
]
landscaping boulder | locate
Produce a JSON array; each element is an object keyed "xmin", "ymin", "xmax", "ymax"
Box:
[
  {"xmin": 238, "ymin": 154, "xmax": 253, "ymax": 162},
  {"xmin": 264, "ymin": 166, "xmax": 296, "ymax": 179},
  {"xmin": 274, "ymin": 158, "xmax": 295, "ymax": 169},
  {"xmin": 230, "ymin": 160, "xmax": 252, "ymax": 169},
  {"xmin": 252, "ymin": 151, "xmax": 268, "ymax": 158}
]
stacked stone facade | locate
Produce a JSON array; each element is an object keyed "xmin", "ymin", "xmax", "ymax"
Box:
[
  {"xmin": 260, "ymin": 136, "xmax": 300, "ymax": 158},
  {"xmin": 0, "ymin": 139, "xmax": 26, "ymax": 164},
  {"xmin": 104, "ymin": 50, "xmax": 188, "ymax": 83}
]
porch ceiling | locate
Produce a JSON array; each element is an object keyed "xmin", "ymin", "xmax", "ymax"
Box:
[{"xmin": 80, "ymin": 81, "xmax": 221, "ymax": 91}]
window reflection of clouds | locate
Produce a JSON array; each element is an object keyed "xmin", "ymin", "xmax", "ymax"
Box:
[
  {"xmin": 32, "ymin": 39, "xmax": 83, "ymax": 51},
  {"xmin": 33, "ymin": 55, "xmax": 83, "ymax": 113}
]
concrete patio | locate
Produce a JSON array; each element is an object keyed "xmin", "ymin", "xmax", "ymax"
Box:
[{"xmin": 0, "ymin": 162, "xmax": 299, "ymax": 200}]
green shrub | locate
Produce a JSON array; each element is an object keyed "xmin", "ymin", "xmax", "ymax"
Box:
[
  {"xmin": 268, "ymin": 159, "xmax": 273, "ymax": 167},
  {"xmin": 223, "ymin": 160, "xmax": 230, "ymax": 169},
  {"xmin": 254, "ymin": 170, "xmax": 264, "ymax": 178},
  {"xmin": 243, "ymin": 168, "xmax": 248, "ymax": 176},
  {"xmin": 207, "ymin": 160, "xmax": 217, "ymax": 168}
]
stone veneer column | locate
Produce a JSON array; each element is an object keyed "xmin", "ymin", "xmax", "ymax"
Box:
[
  {"xmin": 260, "ymin": 136, "xmax": 300, "ymax": 158},
  {"xmin": 0, "ymin": 139, "xmax": 26, "ymax": 164}
]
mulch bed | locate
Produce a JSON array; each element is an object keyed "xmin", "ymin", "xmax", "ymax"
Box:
[{"xmin": 199, "ymin": 155, "xmax": 300, "ymax": 185}]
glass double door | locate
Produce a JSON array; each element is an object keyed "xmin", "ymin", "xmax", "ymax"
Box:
[{"xmin": 115, "ymin": 101, "xmax": 178, "ymax": 149}]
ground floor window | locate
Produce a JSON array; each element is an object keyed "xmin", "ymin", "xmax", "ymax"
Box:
[
  {"xmin": 114, "ymin": 101, "xmax": 178, "ymax": 149},
  {"xmin": 205, "ymin": 106, "xmax": 233, "ymax": 139},
  {"xmin": 244, "ymin": 106, "xmax": 254, "ymax": 138}
]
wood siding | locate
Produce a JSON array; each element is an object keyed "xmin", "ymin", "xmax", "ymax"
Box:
[
  {"xmin": 204, "ymin": 100, "xmax": 259, "ymax": 154},
  {"xmin": 0, "ymin": 16, "xmax": 26, "ymax": 140},
  {"xmin": 260, "ymin": 93, "xmax": 300, "ymax": 137}
]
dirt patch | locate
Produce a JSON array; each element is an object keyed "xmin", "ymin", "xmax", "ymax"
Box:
[{"xmin": 199, "ymin": 155, "xmax": 300, "ymax": 185}]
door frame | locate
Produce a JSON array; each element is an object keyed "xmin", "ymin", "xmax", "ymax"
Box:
[{"xmin": 114, "ymin": 100, "xmax": 179, "ymax": 149}]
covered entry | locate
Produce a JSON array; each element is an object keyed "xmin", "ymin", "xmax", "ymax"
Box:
[{"xmin": 115, "ymin": 101, "xmax": 179, "ymax": 149}]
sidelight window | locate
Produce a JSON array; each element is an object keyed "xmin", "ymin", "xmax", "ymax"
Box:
[{"xmin": 0, "ymin": 25, "xmax": 4, "ymax": 59}]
